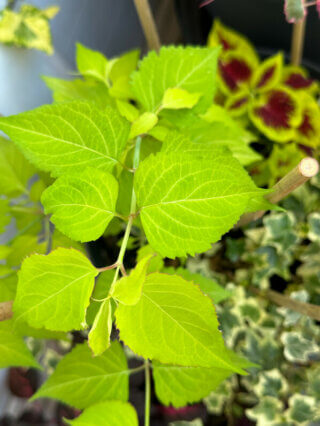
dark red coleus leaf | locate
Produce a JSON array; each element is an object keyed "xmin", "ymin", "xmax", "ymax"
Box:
[
  {"xmin": 219, "ymin": 57, "xmax": 252, "ymax": 93},
  {"xmin": 256, "ymin": 66, "xmax": 276, "ymax": 89},
  {"xmin": 254, "ymin": 90, "xmax": 293, "ymax": 129},
  {"xmin": 285, "ymin": 73, "xmax": 314, "ymax": 90}
]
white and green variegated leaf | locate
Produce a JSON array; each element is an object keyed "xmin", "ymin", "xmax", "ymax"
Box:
[
  {"xmin": 65, "ymin": 401, "xmax": 138, "ymax": 426},
  {"xmin": 287, "ymin": 394, "xmax": 316, "ymax": 424},
  {"xmin": 76, "ymin": 43, "xmax": 109, "ymax": 83},
  {"xmin": 0, "ymin": 320, "xmax": 40, "ymax": 369},
  {"xmin": 0, "ymin": 136, "xmax": 35, "ymax": 197},
  {"xmin": 0, "ymin": 101, "xmax": 130, "ymax": 177},
  {"xmin": 135, "ymin": 151, "xmax": 264, "ymax": 258},
  {"xmin": 116, "ymin": 272, "xmax": 247, "ymax": 372},
  {"xmin": 42, "ymin": 168, "xmax": 119, "ymax": 242},
  {"xmin": 281, "ymin": 331, "xmax": 318, "ymax": 363},
  {"xmin": 88, "ymin": 299, "xmax": 112, "ymax": 356},
  {"xmin": 111, "ymin": 254, "xmax": 153, "ymax": 305},
  {"xmin": 131, "ymin": 46, "xmax": 219, "ymax": 113},
  {"xmin": 164, "ymin": 267, "xmax": 232, "ymax": 304},
  {"xmin": 32, "ymin": 341, "xmax": 129, "ymax": 408},
  {"xmin": 153, "ymin": 361, "xmax": 233, "ymax": 407},
  {"xmin": 43, "ymin": 77, "xmax": 113, "ymax": 108},
  {"xmin": 246, "ymin": 396, "xmax": 284, "ymax": 425},
  {"xmin": 14, "ymin": 248, "xmax": 98, "ymax": 331}
]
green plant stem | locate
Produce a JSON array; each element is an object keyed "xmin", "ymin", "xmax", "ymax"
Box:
[
  {"xmin": 144, "ymin": 360, "xmax": 151, "ymax": 426},
  {"xmin": 109, "ymin": 136, "xmax": 141, "ymax": 292}
]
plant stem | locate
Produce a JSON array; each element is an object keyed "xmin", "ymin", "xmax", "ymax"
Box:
[
  {"xmin": 144, "ymin": 360, "xmax": 151, "ymax": 426},
  {"xmin": 291, "ymin": 16, "xmax": 307, "ymax": 66},
  {"xmin": 133, "ymin": 0, "xmax": 161, "ymax": 51},
  {"xmin": 109, "ymin": 137, "xmax": 141, "ymax": 292},
  {"xmin": 237, "ymin": 157, "xmax": 319, "ymax": 228}
]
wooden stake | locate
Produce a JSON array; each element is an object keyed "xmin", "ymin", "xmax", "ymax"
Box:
[
  {"xmin": 0, "ymin": 301, "xmax": 13, "ymax": 321},
  {"xmin": 133, "ymin": 0, "xmax": 161, "ymax": 51},
  {"xmin": 237, "ymin": 157, "xmax": 319, "ymax": 228},
  {"xmin": 291, "ymin": 17, "xmax": 307, "ymax": 66}
]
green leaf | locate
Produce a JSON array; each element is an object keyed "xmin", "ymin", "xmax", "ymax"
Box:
[
  {"xmin": 0, "ymin": 273, "xmax": 17, "ymax": 302},
  {"xmin": 6, "ymin": 234, "xmax": 47, "ymax": 267},
  {"xmin": 0, "ymin": 5, "xmax": 58, "ymax": 54},
  {"xmin": 287, "ymin": 394, "xmax": 316, "ymax": 423},
  {"xmin": 164, "ymin": 267, "xmax": 232, "ymax": 304},
  {"xmin": 131, "ymin": 46, "xmax": 219, "ymax": 112},
  {"xmin": 65, "ymin": 401, "xmax": 138, "ymax": 426},
  {"xmin": 42, "ymin": 168, "xmax": 119, "ymax": 242},
  {"xmin": 76, "ymin": 43, "xmax": 109, "ymax": 83},
  {"xmin": 110, "ymin": 49, "xmax": 140, "ymax": 83},
  {"xmin": 87, "ymin": 270, "xmax": 114, "ymax": 325},
  {"xmin": 0, "ymin": 136, "xmax": 35, "ymax": 197},
  {"xmin": 43, "ymin": 77, "xmax": 113, "ymax": 108},
  {"xmin": 246, "ymin": 396, "xmax": 283, "ymax": 425},
  {"xmin": 153, "ymin": 361, "xmax": 233, "ymax": 407},
  {"xmin": 111, "ymin": 254, "xmax": 153, "ymax": 305},
  {"xmin": 161, "ymin": 88, "xmax": 201, "ymax": 110},
  {"xmin": 135, "ymin": 151, "xmax": 264, "ymax": 258},
  {"xmin": 0, "ymin": 199, "xmax": 11, "ymax": 234},
  {"xmin": 0, "ymin": 101, "xmax": 130, "ymax": 177},
  {"xmin": 281, "ymin": 331, "xmax": 318, "ymax": 363},
  {"xmin": 14, "ymin": 248, "xmax": 98, "ymax": 331},
  {"xmin": 0, "ymin": 320, "xmax": 40, "ymax": 369},
  {"xmin": 116, "ymin": 100, "xmax": 140, "ymax": 122},
  {"xmin": 116, "ymin": 272, "xmax": 246, "ymax": 372},
  {"xmin": 136, "ymin": 245, "xmax": 163, "ymax": 273},
  {"xmin": 88, "ymin": 299, "xmax": 112, "ymax": 356},
  {"xmin": 129, "ymin": 112, "xmax": 158, "ymax": 139},
  {"xmin": 32, "ymin": 341, "xmax": 129, "ymax": 408}
]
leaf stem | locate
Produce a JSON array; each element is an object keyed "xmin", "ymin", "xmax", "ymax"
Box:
[
  {"xmin": 109, "ymin": 137, "xmax": 141, "ymax": 293},
  {"xmin": 144, "ymin": 360, "xmax": 151, "ymax": 426}
]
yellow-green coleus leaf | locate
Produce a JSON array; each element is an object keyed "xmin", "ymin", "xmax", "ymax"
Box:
[
  {"xmin": 111, "ymin": 254, "xmax": 153, "ymax": 305},
  {"xmin": 0, "ymin": 101, "xmax": 130, "ymax": 177},
  {"xmin": 295, "ymin": 93, "xmax": 320, "ymax": 147},
  {"xmin": 282, "ymin": 65, "xmax": 318, "ymax": 95},
  {"xmin": 0, "ymin": 5, "xmax": 59, "ymax": 54},
  {"xmin": 116, "ymin": 272, "xmax": 250, "ymax": 372},
  {"xmin": 32, "ymin": 341, "xmax": 129, "ymax": 408},
  {"xmin": 135, "ymin": 150, "xmax": 265, "ymax": 258},
  {"xmin": 0, "ymin": 320, "xmax": 40, "ymax": 369},
  {"xmin": 42, "ymin": 168, "xmax": 119, "ymax": 242},
  {"xmin": 251, "ymin": 53, "xmax": 283, "ymax": 93},
  {"xmin": 13, "ymin": 248, "xmax": 98, "ymax": 331},
  {"xmin": 131, "ymin": 46, "xmax": 219, "ymax": 113},
  {"xmin": 65, "ymin": 401, "xmax": 138, "ymax": 426}
]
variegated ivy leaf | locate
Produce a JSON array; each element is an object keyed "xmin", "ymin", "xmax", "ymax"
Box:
[
  {"xmin": 287, "ymin": 394, "xmax": 316, "ymax": 424},
  {"xmin": 131, "ymin": 46, "xmax": 219, "ymax": 113},
  {"xmin": 169, "ymin": 420, "xmax": 203, "ymax": 426},
  {"xmin": 281, "ymin": 331, "xmax": 318, "ymax": 363},
  {"xmin": 88, "ymin": 299, "xmax": 112, "ymax": 356},
  {"xmin": 153, "ymin": 361, "xmax": 233, "ymax": 407},
  {"xmin": 14, "ymin": 248, "xmax": 98, "ymax": 331},
  {"xmin": 134, "ymin": 150, "xmax": 264, "ymax": 258},
  {"xmin": 111, "ymin": 255, "xmax": 153, "ymax": 305},
  {"xmin": 65, "ymin": 401, "xmax": 138, "ymax": 426},
  {"xmin": 0, "ymin": 101, "xmax": 130, "ymax": 177},
  {"xmin": 308, "ymin": 212, "xmax": 320, "ymax": 242},
  {"xmin": 116, "ymin": 272, "xmax": 249, "ymax": 372},
  {"xmin": 0, "ymin": 320, "xmax": 40, "ymax": 369},
  {"xmin": 33, "ymin": 341, "xmax": 129, "ymax": 408},
  {"xmin": 249, "ymin": 86, "xmax": 302, "ymax": 143},
  {"xmin": 246, "ymin": 396, "xmax": 284, "ymax": 425},
  {"xmin": 284, "ymin": 0, "xmax": 306, "ymax": 23},
  {"xmin": 76, "ymin": 43, "xmax": 109, "ymax": 83},
  {"xmin": 42, "ymin": 168, "xmax": 119, "ymax": 242},
  {"xmin": 0, "ymin": 137, "xmax": 36, "ymax": 197},
  {"xmin": 0, "ymin": 5, "xmax": 59, "ymax": 54},
  {"xmin": 251, "ymin": 53, "xmax": 283, "ymax": 93},
  {"xmin": 252, "ymin": 369, "xmax": 288, "ymax": 398},
  {"xmin": 43, "ymin": 77, "xmax": 113, "ymax": 109},
  {"xmin": 204, "ymin": 380, "xmax": 233, "ymax": 415}
]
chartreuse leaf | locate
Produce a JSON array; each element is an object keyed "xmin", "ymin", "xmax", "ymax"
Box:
[
  {"xmin": 109, "ymin": 49, "xmax": 140, "ymax": 99},
  {"xmin": 0, "ymin": 137, "xmax": 35, "ymax": 197},
  {"xmin": 116, "ymin": 100, "xmax": 140, "ymax": 122},
  {"xmin": 76, "ymin": 43, "xmax": 109, "ymax": 83},
  {"xmin": 87, "ymin": 270, "xmax": 114, "ymax": 326},
  {"xmin": 32, "ymin": 341, "xmax": 129, "ymax": 408},
  {"xmin": 161, "ymin": 88, "xmax": 201, "ymax": 110},
  {"xmin": 129, "ymin": 112, "xmax": 158, "ymax": 139},
  {"xmin": 136, "ymin": 245, "xmax": 163, "ymax": 273},
  {"xmin": 116, "ymin": 272, "xmax": 247, "ymax": 372},
  {"xmin": 0, "ymin": 101, "xmax": 130, "ymax": 177},
  {"xmin": 131, "ymin": 46, "xmax": 219, "ymax": 112},
  {"xmin": 88, "ymin": 299, "xmax": 112, "ymax": 356},
  {"xmin": 0, "ymin": 5, "xmax": 59, "ymax": 54},
  {"xmin": 43, "ymin": 77, "xmax": 113, "ymax": 108},
  {"xmin": 164, "ymin": 267, "xmax": 232, "ymax": 304},
  {"xmin": 153, "ymin": 361, "xmax": 233, "ymax": 407},
  {"xmin": 135, "ymin": 151, "xmax": 264, "ymax": 258},
  {"xmin": 13, "ymin": 248, "xmax": 98, "ymax": 331},
  {"xmin": 0, "ymin": 320, "xmax": 40, "ymax": 369},
  {"xmin": 295, "ymin": 93, "xmax": 320, "ymax": 147},
  {"xmin": 65, "ymin": 401, "xmax": 138, "ymax": 426},
  {"xmin": 42, "ymin": 168, "xmax": 119, "ymax": 243},
  {"xmin": 111, "ymin": 254, "xmax": 153, "ymax": 305},
  {"xmin": 251, "ymin": 53, "xmax": 283, "ymax": 93},
  {"xmin": 0, "ymin": 199, "xmax": 11, "ymax": 234}
]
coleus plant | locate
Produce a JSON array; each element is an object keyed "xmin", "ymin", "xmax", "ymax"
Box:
[
  {"xmin": 208, "ymin": 20, "xmax": 320, "ymax": 146},
  {"xmin": 0, "ymin": 43, "xmax": 281, "ymax": 424}
]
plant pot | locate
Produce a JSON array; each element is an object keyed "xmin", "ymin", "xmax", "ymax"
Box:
[{"xmin": 175, "ymin": 0, "xmax": 320, "ymax": 79}]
